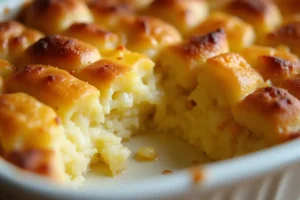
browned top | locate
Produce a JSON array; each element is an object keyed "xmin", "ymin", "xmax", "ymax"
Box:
[
  {"xmin": 232, "ymin": 86, "xmax": 300, "ymax": 143},
  {"xmin": 0, "ymin": 93, "xmax": 64, "ymax": 180},
  {"xmin": 173, "ymin": 29, "xmax": 228, "ymax": 60},
  {"xmin": 247, "ymin": 87, "xmax": 296, "ymax": 110},
  {"xmin": 239, "ymin": 87, "xmax": 300, "ymax": 125},
  {"xmin": 80, "ymin": 58, "xmax": 131, "ymax": 88},
  {"xmin": 0, "ymin": 20, "xmax": 43, "ymax": 63},
  {"xmin": 65, "ymin": 23, "xmax": 114, "ymax": 38},
  {"xmin": 88, "ymin": 0, "xmax": 134, "ymax": 30},
  {"xmin": 24, "ymin": 0, "xmax": 93, "ymax": 34},
  {"xmin": 6, "ymin": 65, "xmax": 99, "ymax": 110},
  {"xmin": 143, "ymin": 0, "xmax": 208, "ymax": 35},
  {"xmin": 267, "ymin": 21, "xmax": 300, "ymax": 40},
  {"xmin": 281, "ymin": 74, "xmax": 300, "ymax": 100},
  {"xmin": 257, "ymin": 56, "xmax": 300, "ymax": 85},
  {"xmin": 125, "ymin": 16, "xmax": 182, "ymax": 45},
  {"xmin": 63, "ymin": 23, "xmax": 120, "ymax": 51},
  {"xmin": 18, "ymin": 35, "xmax": 100, "ymax": 73}
]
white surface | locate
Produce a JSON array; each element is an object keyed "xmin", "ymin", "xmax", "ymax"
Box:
[
  {"xmin": 1, "ymin": 0, "xmax": 300, "ymax": 199},
  {"xmin": 84, "ymin": 132, "xmax": 209, "ymax": 188}
]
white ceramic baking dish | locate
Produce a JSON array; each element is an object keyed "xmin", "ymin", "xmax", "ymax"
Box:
[{"xmin": 1, "ymin": 0, "xmax": 300, "ymax": 199}]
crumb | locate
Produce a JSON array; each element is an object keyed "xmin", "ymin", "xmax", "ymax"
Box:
[
  {"xmin": 162, "ymin": 169, "xmax": 172, "ymax": 174},
  {"xmin": 135, "ymin": 146, "xmax": 157, "ymax": 161},
  {"xmin": 190, "ymin": 167, "xmax": 204, "ymax": 184}
]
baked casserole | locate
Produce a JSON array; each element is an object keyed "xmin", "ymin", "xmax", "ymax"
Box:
[{"xmin": 0, "ymin": 0, "xmax": 299, "ymax": 186}]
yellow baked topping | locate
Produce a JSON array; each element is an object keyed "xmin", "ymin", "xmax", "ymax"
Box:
[
  {"xmin": 0, "ymin": 21, "xmax": 43, "ymax": 63},
  {"xmin": 190, "ymin": 12, "xmax": 255, "ymax": 52},
  {"xmin": 143, "ymin": 0, "xmax": 209, "ymax": 36},
  {"xmin": 0, "ymin": 0, "xmax": 300, "ymax": 185}
]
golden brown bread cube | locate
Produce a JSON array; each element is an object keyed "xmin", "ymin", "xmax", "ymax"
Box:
[
  {"xmin": 119, "ymin": 16, "xmax": 182, "ymax": 60},
  {"xmin": 24, "ymin": 0, "xmax": 93, "ymax": 34},
  {"xmin": 253, "ymin": 56, "xmax": 300, "ymax": 85},
  {"xmin": 281, "ymin": 75, "xmax": 300, "ymax": 100},
  {"xmin": 265, "ymin": 21, "xmax": 300, "ymax": 57},
  {"xmin": 191, "ymin": 53, "xmax": 264, "ymax": 107},
  {"xmin": 89, "ymin": 2, "xmax": 182, "ymax": 60},
  {"xmin": 6, "ymin": 65, "xmax": 103, "ymax": 125},
  {"xmin": 223, "ymin": 0, "xmax": 282, "ymax": 41},
  {"xmin": 17, "ymin": 35, "xmax": 101, "ymax": 73},
  {"xmin": 88, "ymin": 1, "xmax": 134, "ymax": 31},
  {"xmin": 159, "ymin": 29, "xmax": 229, "ymax": 91},
  {"xmin": 190, "ymin": 12, "xmax": 255, "ymax": 52},
  {"xmin": 241, "ymin": 45, "xmax": 299, "ymax": 66},
  {"xmin": 232, "ymin": 87, "xmax": 300, "ymax": 144},
  {"xmin": 0, "ymin": 93, "xmax": 66, "ymax": 181},
  {"xmin": 63, "ymin": 23, "xmax": 120, "ymax": 55},
  {"xmin": 0, "ymin": 21, "xmax": 43, "ymax": 63},
  {"xmin": 143, "ymin": 0, "xmax": 209, "ymax": 36},
  {"xmin": 241, "ymin": 46, "xmax": 299, "ymax": 83}
]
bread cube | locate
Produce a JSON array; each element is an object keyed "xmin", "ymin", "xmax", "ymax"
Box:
[
  {"xmin": 159, "ymin": 29, "xmax": 229, "ymax": 91},
  {"xmin": 143, "ymin": 0, "xmax": 209, "ymax": 35},
  {"xmin": 88, "ymin": 1, "xmax": 134, "ymax": 31},
  {"xmin": 232, "ymin": 87, "xmax": 300, "ymax": 144},
  {"xmin": 265, "ymin": 21, "xmax": 300, "ymax": 57},
  {"xmin": 24, "ymin": 0, "xmax": 93, "ymax": 34},
  {"xmin": 241, "ymin": 45, "xmax": 299, "ymax": 67},
  {"xmin": 192, "ymin": 53, "xmax": 264, "ymax": 107},
  {"xmin": 253, "ymin": 56, "xmax": 300, "ymax": 85},
  {"xmin": 0, "ymin": 21, "xmax": 43, "ymax": 63},
  {"xmin": 63, "ymin": 23, "xmax": 120, "ymax": 55},
  {"xmin": 17, "ymin": 35, "xmax": 101, "ymax": 73},
  {"xmin": 190, "ymin": 12, "xmax": 255, "ymax": 52},
  {"xmin": 120, "ymin": 16, "xmax": 182, "ymax": 60},
  {"xmin": 0, "ymin": 93, "xmax": 67, "ymax": 181},
  {"xmin": 223, "ymin": 0, "xmax": 282, "ymax": 41}
]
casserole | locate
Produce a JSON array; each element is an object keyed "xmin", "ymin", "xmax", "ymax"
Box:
[{"xmin": 0, "ymin": 0, "xmax": 300, "ymax": 199}]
